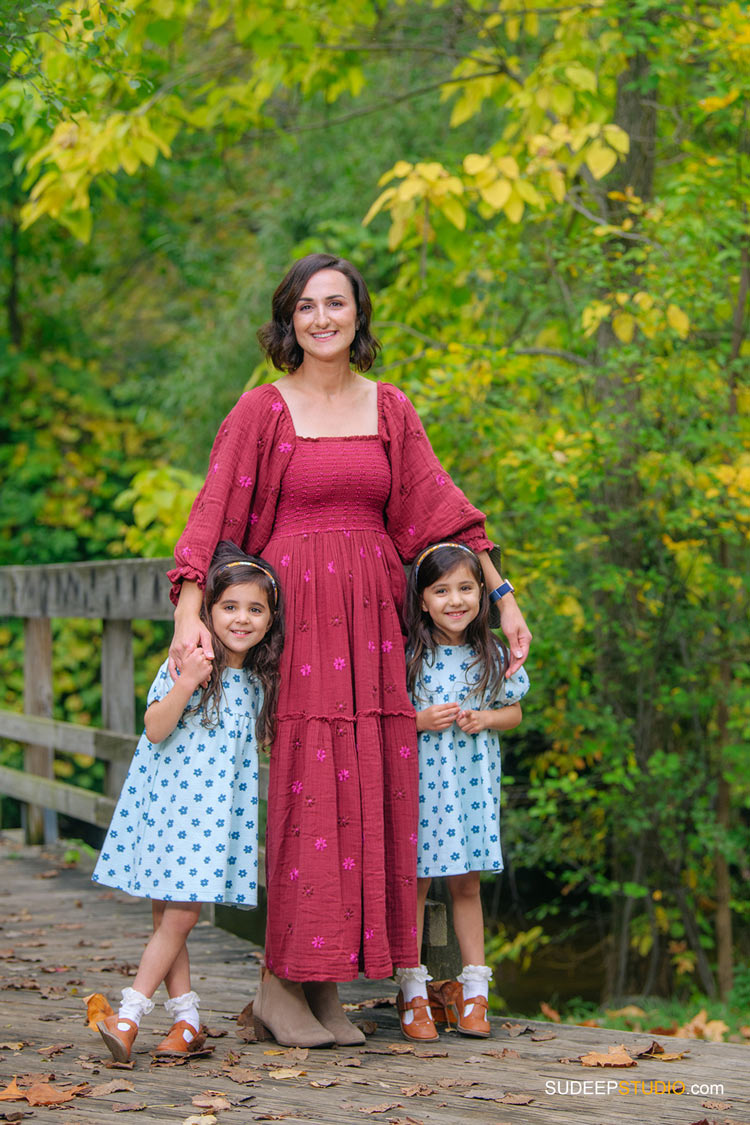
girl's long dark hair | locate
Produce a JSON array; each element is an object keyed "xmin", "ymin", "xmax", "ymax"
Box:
[
  {"xmin": 194, "ymin": 540, "xmax": 285, "ymax": 746},
  {"xmin": 405, "ymin": 543, "xmax": 507, "ymax": 706}
]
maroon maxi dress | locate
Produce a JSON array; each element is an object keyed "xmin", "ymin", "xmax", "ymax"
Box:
[{"xmin": 169, "ymin": 381, "xmax": 491, "ymax": 981}]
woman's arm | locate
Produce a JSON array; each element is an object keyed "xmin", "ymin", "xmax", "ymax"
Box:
[
  {"xmin": 145, "ymin": 648, "xmax": 213, "ymax": 743},
  {"xmin": 456, "ymin": 702, "xmax": 522, "ymax": 735},
  {"xmin": 168, "ymin": 580, "xmax": 214, "ymax": 679},
  {"xmin": 476, "ymin": 550, "xmax": 532, "ymax": 677}
]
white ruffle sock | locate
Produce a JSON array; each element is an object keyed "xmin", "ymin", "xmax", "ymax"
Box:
[
  {"xmin": 394, "ymin": 965, "xmax": 432, "ymax": 1026},
  {"xmin": 164, "ymin": 990, "xmax": 201, "ymax": 1038},
  {"xmin": 118, "ymin": 986, "xmax": 155, "ymax": 1028},
  {"xmin": 457, "ymin": 964, "xmax": 493, "ymax": 1017}
]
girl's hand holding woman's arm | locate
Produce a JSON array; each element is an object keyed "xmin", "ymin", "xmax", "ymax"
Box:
[
  {"xmin": 416, "ymin": 702, "xmax": 460, "ymax": 732},
  {"xmin": 457, "ymin": 702, "xmax": 522, "ymax": 734},
  {"xmin": 168, "ymin": 580, "xmax": 214, "ymax": 680},
  {"xmin": 145, "ymin": 647, "xmax": 213, "ymax": 744}
]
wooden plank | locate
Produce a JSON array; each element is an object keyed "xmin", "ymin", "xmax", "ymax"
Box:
[
  {"xmin": 0, "ymin": 764, "xmax": 116, "ymax": 827},
  {"xmin": 0, "ymin": 710, "xmax": 138, "ymax": 761},
  {"xmin": 102, "ymin": 618, "xmax": 135, "ymax": 796},
  {"xmin": 0, "ymin": 557, "xmax": 175, "ymax": 620},
  {"xmin": 23, "ymin": 616, "xmax": 56, "ymax": 844}
]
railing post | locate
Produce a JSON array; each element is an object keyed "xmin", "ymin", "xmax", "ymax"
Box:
[
  {"xmin": 102, "ymin": 619, "xmax": 135, "ymax": 797},
  {"xmin": 23, "ymin": 617, "xmax": 58, "ymax": 844}
]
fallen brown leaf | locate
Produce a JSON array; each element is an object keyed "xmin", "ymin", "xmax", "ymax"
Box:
[
  {"xmin": 181, "ymin": 1116, "xmax": 217, "ymax": 1125},
  {"xmin": 204, "ymin": 1027, "xmax": 227, "ymax": 1038},
  {"xmin": 530, "ymin": 1030, "xmax": 557, "ymax": 1041},
  {"xmin": 702, "ymin": 1101, "xmax": 732, "ymax": 1111},
  {"xmin": 483, "ymin": 1048, "xmax": 519, "ymax": 1059},
  {"xmin": 0, "ymin": 1079, "xmax": 24, "ymax": 1102},
  {"xmin": 86, "ymin": 1079, "xmax": 135, "ymax": 1097},
  {"xmin": 499, "ymin": 1092, "xmax": 535, "ymax": 1105},
  {"xmin": 675, "ymin": 1009, "xmax": 728, "ymax": 1042},
  {"xmin": 540, "ymin": 1002, "xmax": 560, "ymax": 1023},
  {"xmin": 37, "ymin": 1042, "xmax": 73, "ymax": 1057},
  {"xmin": 224, "ymin": 1067, "xmax": 262, "ymax": 1083},
  {"xmin": 387, "ymin": 1044, "xmax": 414, "ymax": 1054},
  {"xmin": 400, "ymin": 1085, "xmax": 434, "ymax": 1097},
  {"xmin": 501, "ymin": 1023, "xmax": 528, "ymax": 1037},
  {"xmin": 580, "ymin": 1044, "xmax": 636, "ymax": 1068},
  {"xmin": 309, "ymin": 1078, "xmax": 339, "ymax": 1088},
  {"xmin": 357, "ymin": 1020, "xmax": 377, "ymax": 1036},
  {"xmin": 436, "ymin": 1078, "xmax": 476, "ymax": 1089},
  {"xmin": 192, "ymin": 1094, "xmax": 232, "ymax": 1111},
  {"xmin": 344, "ymin": 996, "xmax": 396, "ymax": 1010},
  {"xmin": 606, "ymin": 1004, "xmax": 646, "ymax": 1020},
  {"xmin": 0, "ymin": 1043, "xmax": 25, "ymax": 1052},
  {"xmin": 236, "ymin": 1001, "xmax": 254, "ymax": 1028},
  {"xmin": 413, "ymin": 1047, "xmax": 448, "ymax": 1058},
  {"xmin": 335, "ymin": 1056, "xmax": 362, "ymax": 1067},
  {"xmin": 462, "ymin": 1087, "xmax": 509, "ymax": 1101},
  {"xmin": 266, "ymin": 1068, "xmax": 306, "ymax": 1080},
  {"xmin": 386, "ymin": 1116, "xmax": 424, "ymax": 1125},
  {"xmin": 359, "ymin": 1103, "xmax": 403, "ymax": 1115},
  {"xmin": 25, "ymin": 1081, "xmax": 90, "ymax": 1106},
  {"xmin": 112, "ymin": 1102, "xmax": 148, "ymax": 1112}
]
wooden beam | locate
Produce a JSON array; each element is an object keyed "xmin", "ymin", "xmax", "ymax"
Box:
[
  {"xmin": 0, "ymin": 711, "xmax": 137, "ymax": 761},
  {"xmin": 0, "ymin": 765, "xmax": 116, "ymax": 828},
  {"xmin": 0, "ymin": 558, "xmax": 175, "ymax": 620},
  {"xmin": 23, "ymin": 617, "xmax": 56, "ymax": 844},
  {"xmin": 102, "ymin": 619, "xmax": 135, "ymax": 796}
]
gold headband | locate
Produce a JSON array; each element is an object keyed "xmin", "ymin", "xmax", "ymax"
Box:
[
  {"xmin": 413, "ymin": 541, "xmax": 479, "ymax": 582},
  {"xmin": 219, "ymin": 560, "xmax": 278, "ymax": 606}
]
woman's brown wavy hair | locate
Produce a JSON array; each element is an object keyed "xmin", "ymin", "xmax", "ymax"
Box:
[
  {"xmin": 193, "ymin": 540, "xmax": 285, "ymax": 746},
  {"xmin": 257, "ymin": 252, "xmax": 381, "ymax": 373}
]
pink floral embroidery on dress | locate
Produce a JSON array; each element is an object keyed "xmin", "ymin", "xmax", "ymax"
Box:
[
  {"xmin": 327, "ymin": 561, "xmax": 335, "ymax": 574},
  {"xmin": 359, "ymin": 546, "xmax": 366, "ymax": 558},
  {"xmin": 344, "ymin": 907, "xmax": 354, "ymax": 920},
  {"xmin": 435, "ymin": 472, "xmax": 447, "ymax": 485},
  {"xmin": 408, "ymin": 525, "xmax": 415, "ymax": 536},
  {"xmin": 303, "ymin": 568, "xmax": 311, "ymax": 583},
  {"xmin": 279, "ymin": 441, "xmax": 292, "ymax": 452},
  {"xmin": 312, "ymin": 936, "xmax": 325, "ymax": 948},
  {"xmin": 333, "ymin": 657, "xmax": 346, "ymax": 670},
  {"xmin": 399, "ymin": 745, "xmax": 411, "ymax": 758},
  {"xmin": 289, "ymin": 868, "xmax": 299, "ymax": 881},
  {"xmin": 302, "ymin": 884, "xmax": 314, "ymax": 897},
  {"xmin": 182, "ymin": 547, "xmax": 192, "ymax": 557},
  {"xmin": 271, "ymin": 400, "xmax": 283, "ymax": 412},
  {"xmin": 300, "ymin": 664, "xmax": 312, "ymax": 677},
  {"xmin": 281, "ymin": 554, "xmax": 290, "ymax": 567},
  {"xmin": 410, "ymin": 832, "xmax": 418, "ymax": 844},
  {"xmin": 368, "ymin": 641, "xmax": 376, "ymax": 653},
  {"xmin": 238, "ymin": 475, "xmax": 253, "ymax": 488},
  {"xmin": 211, "ymin": 462, "xmax": 219, "ymax": 474},
  {"xmin": 314, "ymin": 837, "xmax": 327, "ymax": 851},
  {"xmin": 364, "ymin": 927, "xmax": 374, "ymax": 940},
  {"xmin": 381, "ymin": 640, "xmax": 393, "ymax": 653},
  {"xmin": 250, "ymin": 512, "xmax": 259, "ymax": 525},
  {"xmin": 316, "ymin": 748, "xmax": 326, "ymax": 762},
  {"xmin": 349, "ymin": 952, "xmax": 359, "ymax": 963},
  {"xmin": 337, "ymin": 768, "xmax": 350, "ymax": 781},
  {"xmin": 410, "ymin": 924, "xmax": 418, "ymax": 937},
  {"xmin": 342, "ymin": 857, "xmax": 355, "ymax": 870},
  {"xmin": 291, "ymin": 780, "xmax": 303, "ymax": 794}
]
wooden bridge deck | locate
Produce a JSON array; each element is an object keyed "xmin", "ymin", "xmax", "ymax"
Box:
[{"xmin": 2, "ymin": 832, "xmax": 749, "ymax": 1125}]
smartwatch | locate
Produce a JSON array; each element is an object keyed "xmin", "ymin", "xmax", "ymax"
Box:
[{"xmin": 489, "ymin": 579, "xmax": 515, "ymax": 604}]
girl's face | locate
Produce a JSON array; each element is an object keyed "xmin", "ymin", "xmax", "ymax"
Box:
[
  {"xmin": 210, "ymin": 581, "xmax": 273, "ymax": 668},
  {"xmin": 292, "ymin": 269, "xmax": 358, "ymax": 363},
  {"xmin": 420, "ymin": 562, "xmax": 482, "ymax": 645}
]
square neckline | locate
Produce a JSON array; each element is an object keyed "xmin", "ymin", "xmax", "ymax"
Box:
[{"xmin": 273, "ymin": 380, "xmax": 383, "ymax": 441}]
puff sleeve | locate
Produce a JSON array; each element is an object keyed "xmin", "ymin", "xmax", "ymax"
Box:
[{"xmin": 379, "ymin": 382, "xmax": 493, "ymax": 562}]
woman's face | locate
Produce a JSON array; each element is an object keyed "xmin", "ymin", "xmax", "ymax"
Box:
[{"xmin": 291, "ymin": 269, "xmax": 358, "ymax": 363}]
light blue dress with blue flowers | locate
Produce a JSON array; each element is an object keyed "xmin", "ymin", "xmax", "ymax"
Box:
[
  {"xmin": 411, "ymin": 645, "xmax": 529, "ymax": 877},
  {"xmin": 92, "ymin": 660, "xmax": 261, "ymax": 905}
]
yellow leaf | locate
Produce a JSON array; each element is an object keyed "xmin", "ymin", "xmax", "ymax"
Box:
[
  {"xmin": 440, "ymin": 196, "xmax": 466, "ymax": 230},
  {"xmin": 479, "ymin": 177, "xmax": 512, "ymax": 211},
  {"xmin": 699, "ymin": 90, "xmax": 739, "ymax": 113},
  {"xmin": 495, "ymin": 155, "xmax": 519, "ymax": 179},
  {"xmin": 585, "ymin": 141, "xmax": 618, "ymax": 180},
  {"xmin": 547, "ymin": 169, "xmax": 566, "ymax": 204},
  {"xmin": 550, "ymin": 85, "xmax": 574, "ymax": 117},
  {"xmin": 515, "ymin": 179, "xmax": 544, "ymax": 207},
  {"xmin": 362, "ymin": 186, "xmax": 395, "ymax": 226},
  {"xmin": 463, "ymin": 153, "xmax": 492, "ymax": 176},
  {"xmin": 396, "ymin": 176, "xmax": 426, "ymax": 202},
  {"xmin": 612, "ymin": 312, "xmax": 635, "ymax": 344},
  {"xmin": 666, "ymin": 303, "xmax": 690, "ymax": 338},
  {"xmin": 564, "ymin": 64, "xmax": 597, "ymax": 93},
  {"xmin": 503, "ymin": 188, "xmax": 524, "ymax": 224},
  {"xmin": 602, "ymin": 124, "xmax": 630, "ymax": 154},
  {"xmin": 377, "ymin": 160, "xmax": 412, "ymax": 186}
]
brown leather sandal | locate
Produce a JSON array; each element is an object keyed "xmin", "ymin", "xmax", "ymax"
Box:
[
  {"xmin": 396, "ymin": 990, "xmax": 439, "ymax": 1042},
  {"xmin": 456, "ymin": 992, "xmax": 491, "ymax": 1037},
  {"xmin": 97, "ymin": 1015, "xmax": 138, "ymax": 1062},
  {"xmin": 153, "ymin": 1019, "xmax": 205, "ymax": 1056}
]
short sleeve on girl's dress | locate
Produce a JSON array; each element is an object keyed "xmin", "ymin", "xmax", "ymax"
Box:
[
  {"xmin": 496, "ymin": 665, "xmax": 530, "ymax": 706},
  {"xmin": 146, "ymin": 659, "xmax": 176, "ymax": 707}
]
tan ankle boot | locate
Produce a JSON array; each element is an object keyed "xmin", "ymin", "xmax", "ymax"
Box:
[
  {"xmin": 252, "ymin": 971, "xmax": 335, "ymax": 1048},
  {"xmin": 302, "ymin": 982, "xmax": 366, "ymax": 1046}
]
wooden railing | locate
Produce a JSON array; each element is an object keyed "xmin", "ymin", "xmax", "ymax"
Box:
[{"xmin": 0, "ymin": 556, "xmax": 453, "ymax": 967}]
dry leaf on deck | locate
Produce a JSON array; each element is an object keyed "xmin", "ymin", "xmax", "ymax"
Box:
[
  {"xmin": 436, "ymin": 1078, "xmax": 476, "ymax": 1089},
  {"xmin": 357, "ymin": 1020, "xmax": 377, "ymax": 1036},
  {"xmin": 310, "ymin": 1078, "xmax": 339, "ymax": 1088},
  {"xmin": 25, "ymin": 1081, "xmax": 90, "ymax": 1106},
  {"xmin": 37, "ymin": 1041, "xmax": 73, "ymax": 1057},
  {"xmin": 540, "ymin": 1002, "xmax": 560, "ymax": 1023},
  {"xmin": 224, "ymin": 1067, "xmax": 262, "ymax": 1083},
  {"xmin": 413, "ymin": 1047, "xmax": 448, "ymax": 1058},
  {"xmin": 266, "ymin": 1068, "xmax": 306, "ymax": 1080},
  {"xmin": 606, "ymin": 1005, "xmax": 646, "ymax": 1020},
  {"xmin": 345, "ymin": 996, "xmax": 396, "ymax": 1010},
  {"xmin": 675, "ymin": 1009, "xmax": 728, "ymax": 1042},
  {"xmin": 530, "ymin": 1030, "xmax": 557, "ymax": 1041},
  {"xmin": 702, "ymin": 1101, "xmax": 732, "ymax": 1111},
  {"xmin": 192, "ymin": 1094, "xmax": 232, "ymax": 1111},
  {"xmin": 580, "ymin": 1044, "xmax": 636, "ymax": 1068},
  {"xmin": 462, "ymin": 1087, "xmax": 509, "ymax": 1101},
  {"xmin": 113, "ymin": 1102, "xmax": 148, "ymax": 1112},
  {"xmin": 484, "ymin": 1047, "xmax": 519, "ymax": 1059},
  {"xmin": 236, "ymin": 1002, "xmax": 254, "ymax": 1028},
  {"xmin": 358, "ymin": 1103, "xmax": 403, "ymax": 1115},
  {"xmin": 387, "ymin": 1044, "xmax": 414, "ymax": 1054},
  {"xmin": 400, "ymin": 1085, "xmax": 434, "ymax": 1097},
  {"xmin": 500, "ymin": 1092, "xmax": 535, "ymax": 1105},
  {"xmin": 0, "ymin": 1044, "xmax": 25, "ymax": 1052},
  {"xmin": 0, "ymin": 1079, "xmax": 24, "ymax": 1102},
  {"xmin": 501, "ymin": 1023, "xmax": 528, "ymax": 1037},
  {"xmin": 87, "ymin": 1079, "xmax": 135, "ymax": 1096},
  {"xmin": 181, "ymin": 1116, "xmax": 217, "ymax": 1125},
  {"xmin": 335, "ymin": 1056, "xmax": 362, "ymax": 1067},
  {"xmin": 386, "ymin": 1116, "xmax": 425, "ymax": 1125}
]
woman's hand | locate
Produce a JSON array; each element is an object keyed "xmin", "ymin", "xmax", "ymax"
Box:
[
  {"xmin": 168, "ymin": 581, "xmax": 214, "ymax": 680},
  {"xmin": 499, "ymin": 596, "xmax": 532, "ymax": 677},
  {"xmin": 416, "ymin": 702, "xmax": 460, "ymax": 732}
]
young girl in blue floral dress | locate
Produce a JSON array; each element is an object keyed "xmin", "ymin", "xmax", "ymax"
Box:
[
  {"xmin": 394, "ymin": 542, "xmax": 529, "ymax": 1041},
  {"xmin": 92, "ymin": 541, "xmax": 284, "ymax": 1062}
]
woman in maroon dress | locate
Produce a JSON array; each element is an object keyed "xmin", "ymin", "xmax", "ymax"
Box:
[{"xmin": 168, "ymin": 253, "xmax": 531, "ymax": 1047}]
